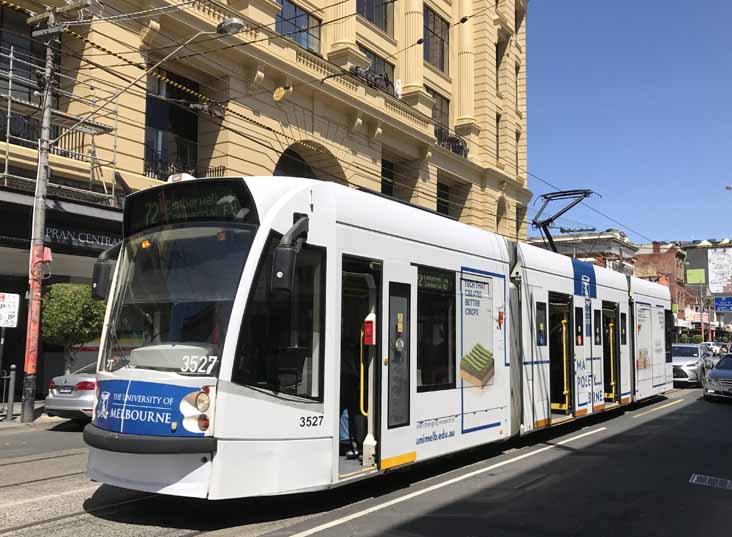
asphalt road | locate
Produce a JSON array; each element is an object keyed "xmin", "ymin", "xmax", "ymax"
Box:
[{"xmin": 0, "ymin": 388, "xmax": 728, "ymax": 537}]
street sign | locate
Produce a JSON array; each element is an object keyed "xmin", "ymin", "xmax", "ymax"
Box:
[
  {"xmin": 714, "ymin": 296, "xmax": 732, "ymax": 313},
  {"xmin": 0, "ymin": 293, "xmax": 20, "ymax": 328}
]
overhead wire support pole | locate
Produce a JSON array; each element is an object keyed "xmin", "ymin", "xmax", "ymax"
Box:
[
  {"xmin": 20, "ymin": 7, "xmax": 60, "ymax": 423},
  {"xmin": 20, "ymin": 1, "xmax": 90, "ymax": 423}
]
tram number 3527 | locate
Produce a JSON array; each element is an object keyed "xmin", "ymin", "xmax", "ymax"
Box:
[
  {"xmin": 181, "ymin": 355, "xmax": 218, "ymax": 374},
  {"xmin": 299, "ymin": 416, "xmax": 324, "ymax": 427}
]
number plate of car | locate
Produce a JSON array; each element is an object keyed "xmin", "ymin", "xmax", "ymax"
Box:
[{"xmin": 59, "ymin": 386, "xmax": 73, "ymax": 394}]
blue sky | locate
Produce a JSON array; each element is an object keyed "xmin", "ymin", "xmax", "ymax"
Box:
[{"xmin": 527, "ymin": 0, "xmax": 732, "ymax": 242}]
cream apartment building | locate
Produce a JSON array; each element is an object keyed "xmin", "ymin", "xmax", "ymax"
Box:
[{"xmin": 1, "ymin": 0, "xmax": 529, "ymax": 236}]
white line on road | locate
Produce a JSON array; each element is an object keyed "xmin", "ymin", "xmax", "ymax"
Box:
[
  {"xmin": 289, "ymin": 427, "xmax": 607, "ymax": 537},
  {"xmin": 0, "ymin": 484, "xmax": 99, "ymax": 509},
  {"xmin": 632, "ymin": 398, "xmax": 684, "ymax": 418}
]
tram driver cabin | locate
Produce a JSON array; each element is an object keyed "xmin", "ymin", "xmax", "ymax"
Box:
[{"xmin": 83, "ymin": 176, "xmax": 673, "ymax": 499}]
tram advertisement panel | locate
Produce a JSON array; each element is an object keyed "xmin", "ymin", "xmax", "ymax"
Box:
[
  {"xmin": 636, "ymin": 305, "xmax": 653, "ymax": 380},
  {"xmin": 94, "ymin": 379, "xmax": 204, "ymax": 437},
  {"xmin": 460, "ymin": 271, "xmax": 505, "ymax": 432}
]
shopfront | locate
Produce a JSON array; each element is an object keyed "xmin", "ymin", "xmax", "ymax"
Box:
[{"xmin": 0, "ymin": 188, "xmax": 121, "ymax": 397}]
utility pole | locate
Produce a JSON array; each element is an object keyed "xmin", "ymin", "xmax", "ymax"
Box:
[{"xmin": 21, "ymin": 2, "xmax": 88, "ymax": 423}]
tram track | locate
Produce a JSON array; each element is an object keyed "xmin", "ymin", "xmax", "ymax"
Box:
[
  {"xmin": 0, "ymin": 470, "xmax": 86, "ymax": 489},
  {"xmin": 0, "ymin": 493, "xmax": 154, "ymax": 535},
  {"xmin": 0, "ymin": 449, "xmax": 87, "ymax": 468}
]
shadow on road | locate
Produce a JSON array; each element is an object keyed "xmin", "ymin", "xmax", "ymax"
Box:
[
  {"xmin": 83, "ymin": 394, "xmax": 679, "ymax": 534},
  {"xmin": 48, "ymin": 419, "xmax": 88, "ymax": 433}
]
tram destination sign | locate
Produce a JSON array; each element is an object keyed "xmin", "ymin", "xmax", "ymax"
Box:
[
  {"xmin": 0, "ymin": 293, "xmax": 20, "ymax": 328},
  {"xmin": 714, "ymin": 297, "xmax": 732, "ymax": 312}
]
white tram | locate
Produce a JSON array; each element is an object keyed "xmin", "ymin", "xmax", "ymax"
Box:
[{"xmin": 84, "ymin": 176, "xmax": 673, "ymax": 499}]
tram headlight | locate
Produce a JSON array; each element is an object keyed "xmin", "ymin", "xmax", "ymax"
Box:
[
  {"xmin": 195, "ymin": 391, "xmax": 210, "ymax": 412},
  {"xmin": 197, "ymin": 414, "xmax": 210, "ymax": 431}
]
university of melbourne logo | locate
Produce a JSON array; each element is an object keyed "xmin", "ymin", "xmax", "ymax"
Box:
[{"xmin": 97, "ymin": 391, "xmax": 110, "ymax": 419}]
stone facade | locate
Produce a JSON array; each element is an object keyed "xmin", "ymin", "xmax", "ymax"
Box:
[{"xmin": 3, "ymin": 0, "xmax": 531, "ymax": 239}]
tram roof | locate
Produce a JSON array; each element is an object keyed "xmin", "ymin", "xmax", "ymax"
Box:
[
  {"xmin": 243, "ymin": 176, "xmax": 512, "ymax": 265},
  {"xmin": 629, "ymin": 275, "xmax": 671, "ymax": 302},
  {"xmin": 516, "ymin": 242, "xmax": 629, "ymax": 292}
]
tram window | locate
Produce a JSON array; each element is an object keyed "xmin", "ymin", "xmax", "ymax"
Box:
[
  {"xmin": 575, "ymin": 307, "xmax": 583, "ymax": 346},
  {"xmin": 417, "ymin": 267, "xmax": 456, "ymax": 392},
  {"xmin": 232, "ymin": 233, "xmax": 325, "ymax": 400},
  {"xmin": 620, "ymin": 312, "xmax": 628, "ymax": 345},
  {"xmin": 536, "ymin": 302, "xmax": 547, "ymax": 346},
  {"xmin": 594, "ymin": 310, "xmax": 602, "ymax": 345}
]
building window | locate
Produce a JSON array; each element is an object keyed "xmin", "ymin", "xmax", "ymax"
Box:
[
  {"xmin": 425, "ymin": 86, "xmax": 449, "ymax": 144},
  {"xmin": 276, "ymin": 0, "xmax": 321, "ymax": 54},
  {"xmin": 381, "ymin": 159, "xmax": 394, "ymax": 196},
  {"xmin": 515, "ymin": 204, "xmax": 526, "ymax": 237},
  {"xmin": 145, "ymin": 70, "xmax": 200, "ymax": 180},
  {"xmin": 515, "ymin": 131, "xmax": 520, "ymax": 176},
  {"xmin": 436, "ymin": 181, "xmax": 450, "ymax": 215},
  {"xmin": 515, "ymin": 64, "xmax": 520, "ymax": 110},
  {"xmin": 496, "ymin": 39, "xmax": 508, "ymax": 94},
  {"xmin": 357, "ymin": 0, "xmax": 393, "ymax": 35},
  {"xmin": 423, "ymin": 6, "xmax": 449, "ymax": 73},
  {"xmin": 495, "ymin": 114, "xmax": 501, "ymax": 162},
  {"xmin": 417, "ymin": 267, "xmax": 456, "ymax": 392},
  {"xmin": 358, "ymin": 44, "xmax": 395, "ymax": 91}
]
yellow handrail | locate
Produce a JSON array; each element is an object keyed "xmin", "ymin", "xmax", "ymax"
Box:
[
  {"xmin": 608, "ymin": 321, "xmax": 616, "ymax": 400},
  {"xmin": 359, "ymin": 328, "xmax": 368, "ymax": 417},
  {"xmin": 562, "ymin": 319, "xmax": 569, "ymax": 409}
]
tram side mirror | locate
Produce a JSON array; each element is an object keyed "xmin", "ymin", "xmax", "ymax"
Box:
[
  {"xmin": 92, "ymin": 243, "xmax": 121, "ymax": 300},
  {"xmin": 270, "ymin": 215, "xmax": 309, "ymax": 294}
]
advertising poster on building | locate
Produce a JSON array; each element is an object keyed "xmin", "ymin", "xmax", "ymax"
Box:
[{"xmin": 708, "ymin": 248, "xmax": 732, "ymax": 294}]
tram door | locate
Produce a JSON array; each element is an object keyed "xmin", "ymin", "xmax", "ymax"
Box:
[
  {"xmin": 602, "ymin": 302, "xmax": 620, "ymax": 403},
  {"xmin": 379, "ymin": 262, "xmax": 417, "ymax": 471},
  {"xmin": 573, "ymin": 297, "xmax": 592, "ymax": 415},
  {"xmin": 549, "ymin": 293, "xmax": 574, "ymax": 419},
  {"xmin": 339, "ymin": 257, "xmax": 381, "ymax": 476}
]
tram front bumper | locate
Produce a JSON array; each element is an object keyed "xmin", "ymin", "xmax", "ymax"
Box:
[{"xmin": 84, "ymin": 424, "xmax": 215, "ymax": 498}]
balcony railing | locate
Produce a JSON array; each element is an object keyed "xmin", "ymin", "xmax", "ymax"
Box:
[
  {"xmin": 435, "ymin": 127, "xmax": 468, "ymax": 158},
  {"xmin": 144, "ymin": 146, "xmax": 225, "ymax": 181},
  {"xmin": 0, "ymin": 111, "xmax": 87, "ymax": 162}
]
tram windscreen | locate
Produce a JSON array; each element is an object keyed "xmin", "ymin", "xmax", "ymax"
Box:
[{"xmin": 102, "ymin": 179, "xmax": 259, "ymax": 376}]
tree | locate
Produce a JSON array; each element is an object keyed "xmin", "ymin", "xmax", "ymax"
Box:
[
  {"xmin": 41, "ymin": 283, "xmax": 106, "ymax": 374},
  {"xmin": 679, "ymin": 333, "xmax": 689, "ymax": 344},
  {"xmin": 692, "ymin": 334, "xmax": 704, "ymax": 344}
]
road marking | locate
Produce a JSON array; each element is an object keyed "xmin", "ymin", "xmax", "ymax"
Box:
[
  {"xmin": 0, "ymin": 484, "xmax": 99, "ymax": 509},
  {"xmin": 689, "ymin": 474, "xmax": 732, "ymax": 491},
  {"xmin": 632, "ymin": 398, "xmax": 684, "ymax": 418},
  {"xmin": 289, "ymin": 427, "xmax": 607, "ymax": 537}
]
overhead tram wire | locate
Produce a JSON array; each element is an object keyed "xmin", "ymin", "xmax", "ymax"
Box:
[{"xmin": 27, "ymin": 0, "xmax": 636, "ymax": 237}]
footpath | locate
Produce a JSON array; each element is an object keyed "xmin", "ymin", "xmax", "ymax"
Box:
[{"xmin": 0, "ymin": 401, "xmax": 65, "ymax": 432}]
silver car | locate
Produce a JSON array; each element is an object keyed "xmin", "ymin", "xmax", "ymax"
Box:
[
  {"xmin": 45, "ymin": 362, "xmax": 96, "ymax": 421},
  {"xmin": 672, "ymin": 344, "xmax": 713, "ymax": 386},
  {"xmin": 703, "ymin": 355, "xmax": 732, "ymax": 400}
]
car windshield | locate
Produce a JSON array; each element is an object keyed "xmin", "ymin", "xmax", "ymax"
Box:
[
  {"xmin": 74, "ymin": 362, "xmax": 97, "ymax": 375},
  {"xmin": 716, "ymin": 356, "xmax": 732, "ymax": 370},
  {"xmin": 100, "ymin": 224, "xmax": 256, "ymax": 376},
  {"xmin": 672, "ymin": 346, "xmax": 699, "ymax": 357}
]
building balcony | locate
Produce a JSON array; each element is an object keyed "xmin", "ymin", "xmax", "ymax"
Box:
[
  {"xmin": 145, "ymin": 147, "xmax": 226, "ymax": 181},
  {"xmin": 0, "ymin": 112, "xmax": 88, "ymax": 162},
  {"xmin": 435, "ymin": 127, "xmax": 468, "ymax": 159}
]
